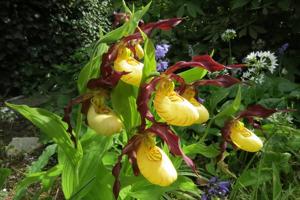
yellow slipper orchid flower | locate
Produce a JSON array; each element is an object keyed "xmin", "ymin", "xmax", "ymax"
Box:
[
  {"xmin": 114, "ymin": 46, "xmax": 144, "ymax": 87},
  {"xmin": 87, "ymin": 96, "xmax": 122, "ymax": 136},
  {"xmin": 154, "ymin": 79, "xmax": 199, "ymax": 126},
  {"xmin": 182, "ymin": 87, "xmax": 209, "ymax": 124},
  {"xmin": 229, "ymin": 120, "xmax": 263, "ymax": 152},
  {"xmin": 136, "ymin": 135, "xmax": 177, "ymax": 186}
]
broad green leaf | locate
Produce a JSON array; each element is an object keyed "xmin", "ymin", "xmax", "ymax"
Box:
[
  {"xmin": 127, "ymin": 176, "xmax": 198, "ymax": 200},
  {"xmin": 141, "ymin": 32, "xmax": 156, "ymax": 83},
  {"xmin": 111, "ymin": 81, "xmax": 140, "ymax": 134},
  {"xmin": 82, "ymin": 162, "xmax": 114, "ymax": 200},
  {"xmin": 27, "ymin": 144, "xmax": 57, "ymax": 173},
  {"xmin": 183, "ymin": 142, "xmax": 219, "ymax": 158},
  {"xmin": 0, "ymin": 168, "xmax": 11, "ymax": 189},
  {"xmin": 58, "ymin": 147, "xmax": 77, "ymax": 199},
  {"xmin": 272, "ymin": 164, "xmax": 282, "ymax": 200},
  {"xmin": 77, "ymin": 43, "xmax": 109, "ymax": 94},
  {"xmin": 122, "ymin": 0, "xmax": 132, "ymax": 14},
  {"xmin": 13, "ymin": 165, "xmax": 62, "ymax": 200},
  {"xmin": 70, "ymin": 129, "xmax": 113, "ymax": 199},
  {"xmin": 178, "ymin": 68, "xmax": 207, "ymax": 83},
  {"xmin": 99, "ymin": 2, "xmax": 151, "ymax": 44},
  {"xmin": 215, "ymin": 85, "xmax": 241, "ymax": 123},
  {"xmin": 208, "ymin": 88, "xmax": 230, "ymax": 112},
  {"xmin": 6, "ymin": 103, "xmax": 81, "ymax": 166}
]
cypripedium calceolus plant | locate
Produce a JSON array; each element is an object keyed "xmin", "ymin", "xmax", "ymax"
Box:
[
  {"xmin": 219, "ymin": 104, "xmax": 289, "ymax": 157},
  {"xmin": 47, "ymin": 3, "xmax": 291, "ymax": 200},
  {"xmin": 6, "ymin": 3, "xmax": 294, "ymax": 200}
]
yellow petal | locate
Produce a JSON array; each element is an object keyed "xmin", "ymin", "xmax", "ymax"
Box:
[
  {"xmin": 87, "ymin": 105, "xmax": 122, "ymax": 136},
  {"xmin": 182, "ymin": 87, "xmax": 209, "ymax": 124},
  {"xmin": 189, "ymin": 98, "xmax": 209, "ymax": 124},
  {"xmin": 154, "ymin": 80, "xmax": 199, "ymax": 126},
  {"xmin": 114, "ymin": 47, "xmax": 143, "ymax": 87},
  {"xmin": 136, "ymin": 137, "xmax": 177, "ymax": 186},
  {"xmin": 230, "ymin": 120, "xmax": 263, "ymax": 152},
  {"xmin": 134, "ymin": 44, "xmax": 144, "ymax": 59}
]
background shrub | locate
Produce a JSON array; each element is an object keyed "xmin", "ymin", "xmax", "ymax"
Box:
[
  {"xmin": 120, "ymin": 0, "xmax": 300, "ymax": 80},
  {"xmin": 0, "ymin": 0, "xmax": 112, "ymax": 96}
]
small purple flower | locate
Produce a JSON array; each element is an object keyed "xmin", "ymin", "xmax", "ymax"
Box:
[
  {"xmin": 157, "ymin": 60, "xmax": 169, "ymax": 72},
  {"xmin": 277, "ymin": 43, "xmax": 289, "ymax": 55},
  {"xmin": 201, "ymin": 193, "xmax": 209, "ymax": 200},
  {"xmin": 202, "ymin": 177, "xmax": 231, "ymax": 200},
  {"xmin": 196, "ymin": 97, "xmax": 205, "ymax": 104},
  {"xmin": 155, "ymin": 44, "xmax": 170, "ymax": 59}
]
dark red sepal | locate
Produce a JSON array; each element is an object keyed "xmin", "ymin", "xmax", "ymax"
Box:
[
  {"xmin": 237, "ymin": 104, "xmax": 281, "ymax": 119},
  {"xmin": 122, "ymin": 18, "xmax": 182, "ymax": 43},
  {"xmin": 146, "ymin": 123, "xmax": 197, "ymax": 173},
  {"xmin": 62, "ymin": 93, "xmax": 94, "ymax": 147},
  {"xmin": 218, "ymin": 119, "xmax": 238, "ymax": 160},
  {"xmin": 112, "ymin": 135, "xmax": 142, "ymax": 199},
  {"xmin": 137, "ymin": 77, "xmax": 162, "ymax": 131},
  {"xmin": 193, "ymin": 75, "xmax": 241, "ymax": 88},
  {"xmin": 192, "ymin": 55, "xmax": 226, "ymax": 71},
  {"xmin": 140, "ymin": 18, "xmax": 183, "ymax": 33},
  {"xmin": 87, "ymin": 71, "xmax": 129, "ymax": 89}
]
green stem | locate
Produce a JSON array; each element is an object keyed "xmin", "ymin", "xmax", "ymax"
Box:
[
  {"xmin": 75, "ymin": 105, "xmax": 82, "ymax": 146},
  {"xmin": 200, "ymin": 118, "xmax": 214, "ymax": 142}
]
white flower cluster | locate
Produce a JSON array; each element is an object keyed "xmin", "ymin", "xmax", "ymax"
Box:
[
  {"xmin": 268, "ymin": 112, "xmax": 293, "ymax": 124},
  {"xmin": 242, "ymin": 51, "xmax": 278, "ymax": 84},
  {"xmin": 221, "ymin": 29, "xmax": 237, "ymax": 42},
  {"xmin": 0, "ymin": 106, "xmax": 18, "ymax": 122}
]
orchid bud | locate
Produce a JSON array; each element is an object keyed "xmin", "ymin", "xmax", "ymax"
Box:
[
  {"xmin": 229, "ymin": 120, "xmax": 263, "ymax": 152},
  {"xmin": 154, "ymin": 79, "xmax": 199, "ymax": 126},
  {"xmin": 136, "ymin": 135, "xmax": 177, "ymax": 186},
  {"xmin": 182, "ymin": 87, "xmax": 209, "ymax": 124},
  {"xmin": 114, "ymin": 46, "xmax": 144, "ymax": 87},
  {"xmin": 134, "ymin": 43, "xmax": 144, "ymax": 59},
  {"xmin": 87, "ymin": 96, "xmax": 122, "ymax": 136}
]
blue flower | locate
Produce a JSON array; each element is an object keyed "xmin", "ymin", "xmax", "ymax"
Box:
[
  {"xmin": 277, "ymin": 43, "xmax": 289, "ymax": 55},
  {"xmin": 155, "ymin": 44, "xmax": 170, "ymax": 59},
  {"xmin": 157, "ymin": 60, "xmax": 169, "ymax": 72},
  {"xmin": 202, "ymin": 177, "xmax": 231, "ymax": 200},
  {"xmin": 201, "ymin": 193, "xmax": 209, "ymax": 200}
]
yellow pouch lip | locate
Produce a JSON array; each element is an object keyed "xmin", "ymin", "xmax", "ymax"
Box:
[
  {"xmin": 136, "ymin": 135, "xmax": 177, "ymax": 186},
  {"xmin": 229, "ymin": 120, "xmax": 263, "ymax": 152}
]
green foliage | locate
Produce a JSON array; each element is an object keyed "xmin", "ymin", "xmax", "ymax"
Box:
[
  {"xmin": 178, "ymin": 68, "xmax": 208, "ymax": 83},
  {"xmin": 13, "ymin": 165, "xmax": 62, "ymax": 200},
  {"xmin": 5, "ymin": 1, "xmax": 300, "ymax": 200},
  {"xmin": 0, "ymin": 168, "xmax": 11, "ymax": 189},
  {"xmin": 27, "ymin": 144, "xmax": 57, "ymax": 173}
]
